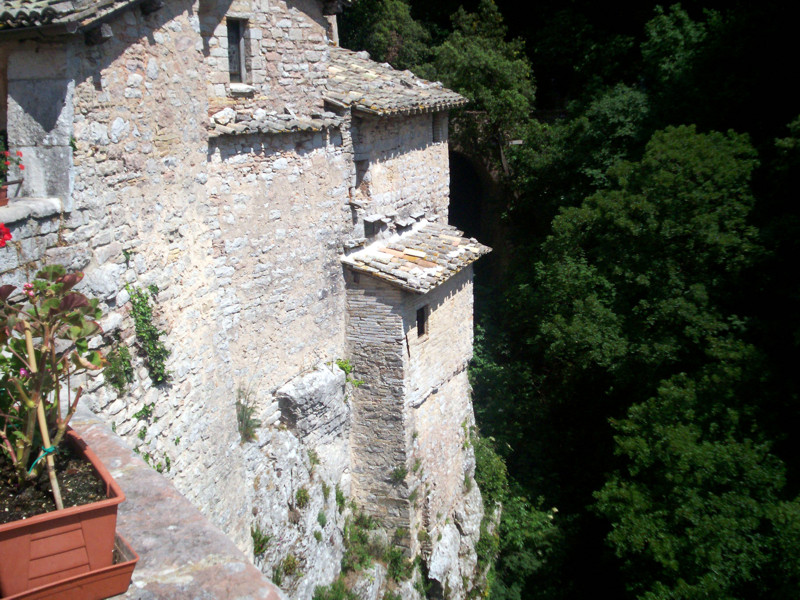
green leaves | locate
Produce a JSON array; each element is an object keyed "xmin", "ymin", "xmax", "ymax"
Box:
[
  {"xmin": 127, "ymin": 285, "xmax": 170, "ymax": 384},
  {"xmin": 595, "ymin": 361, "xmax": 794, "ymax": 599},
  {"xmin": 0, "ymin": 268, "xmax": 106, "ymax": 484},
  {"xmin": 529, "ymin": 125, "xmax": 760, "ymax": 390}
]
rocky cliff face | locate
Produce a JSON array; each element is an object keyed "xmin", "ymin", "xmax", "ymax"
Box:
[{"xmin": 236, "ymin": 362, "xmax": 485, "ymax": 600}]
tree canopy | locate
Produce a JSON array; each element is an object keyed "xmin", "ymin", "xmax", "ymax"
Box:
[{"xmin": 340, "ymin": 1, "xmax": 800, "ymax": 597}]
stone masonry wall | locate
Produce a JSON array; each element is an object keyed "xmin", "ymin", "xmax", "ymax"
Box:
[
  {"xmin": 351, "ymin": 113, "xmax": 450, "ymax": 235},
  {"xmin": 404, "ymin": 267, "xmax": 482, "ymax": 594},
  {"xmin": 404, "ymin": 266, "xmax": 474, "ymax": 408},
  {"xmin": 203, "ymin": 0, "xmax": 330, "ymax": 113},
  {"xmin": 207, "ymin": 128, "xmax": 352, "ymax": 388},
  {"xmin": 1, "ymin": 0, "xmax": 353, "ymax": 563},
  {"xmin": 344, "ymin": 269, "xmax": 412, "ymax": 532}
]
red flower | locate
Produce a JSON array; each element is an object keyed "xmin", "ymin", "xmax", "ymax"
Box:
[
  {"xmin": 0, "ymin": 223, "xmax": 11, "ymax": 248},
  {"xmin": 19, "ymin": 165, "xmax": 24, "ymax": 170},
  {"xmin": 3, "ymin": 161, "xmax": 9, "ymax": 166},
  {"xmin": 1, "ymin": 151, "xmax": 8, "ymax": 157},
  {"xmin": 16, "ymin": 151, "xmax": 22, "ymax": 157}
]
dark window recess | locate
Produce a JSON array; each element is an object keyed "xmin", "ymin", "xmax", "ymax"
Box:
[
  {"xmin": 227, "ymin": 19, "xmax": 246, "ymax": 83},
  {"xmin": 416, "ymin": 306, "xmax": 429, "ymax": 337},
  {"xmin": 432, "ymin": 112, "xmax": 447, "ymax": 143}
]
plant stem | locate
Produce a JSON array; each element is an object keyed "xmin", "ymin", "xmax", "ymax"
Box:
[{"xmin": 25, "ymin": 322, "xmax": 64, "ymax": 510}]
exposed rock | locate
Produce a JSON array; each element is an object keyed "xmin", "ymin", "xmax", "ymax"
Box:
[
  {"xmin": 276, "ymin": 363, "xmax": 348, "ymax": 446},
  {"xmin": 351, "ymin": 563, "xmax": 386, "ymax": 600}
]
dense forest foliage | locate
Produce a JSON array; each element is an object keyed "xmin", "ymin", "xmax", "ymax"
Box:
[{"xmin": 340, "ymin": 1, "xmax": 800, "ymax": 598}]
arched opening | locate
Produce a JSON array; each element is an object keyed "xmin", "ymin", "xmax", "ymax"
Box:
[{"xmin": 448, "ymin": 150, "xmax": 484, "ymax": 240}]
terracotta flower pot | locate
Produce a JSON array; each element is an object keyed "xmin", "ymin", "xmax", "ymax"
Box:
[
  {"xmin": 0, "ymin": 185, "xmax": 8, "ymax": 207},
  {"xmin": 1, "ymin": 533, "xmax": 138, "ymax": 600},
  {"xmin": 0, "ymin": 428, "xmax": 126, "ymax": 598}
]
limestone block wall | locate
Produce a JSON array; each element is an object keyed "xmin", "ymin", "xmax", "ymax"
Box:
[
  {"xmin": 404, "ymin": 266, "xmax": 474, "ymax": 408},
  {"xmin": 5, "ymin": 43, "xmax": 74, "ymax": 202},
  {"xmin": 351, "ymin": 113, "xmax": 450, "ymax": 229},
  {"xmin": 344, "ymin": 264, "xmax": 482, "ymax": 571},
  {"xmin": 412, "ymin": 371, "xmax": 475, "ymax": 539},
  {"xmin": 203, "ymin": 0, "xmax": 330, "ymax": 112},
  {"xmin": 1, "ymin": 0, "xmax": 353, "ymax": 560},
  {"xmin": 207, "ymin": 128, "xmax": 352, "ymax": 389},
  {"xmin": 345, "ymin": 269, "xmax": 412, "ymax": 531},
  {"xmin": 0, "ymin": 0, "xmax": 486, "ymax": 596}
]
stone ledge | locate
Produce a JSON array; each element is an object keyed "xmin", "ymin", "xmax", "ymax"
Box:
[
  {"xmin": 0, "ymin": 197, "xmax": 63, "ymax": 224},
  {"xmin": 71, "ymin": 406, "xmax": 287, "ymax": 600}
]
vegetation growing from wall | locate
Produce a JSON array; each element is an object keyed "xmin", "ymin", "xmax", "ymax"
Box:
[
  {"xmin": 251, "ymin": 525, "xmax": 271, "ymax": 557},
  {"xmin": 105, "ymin": 339, "xmax": 134, "ymax": 394},
  {"xmin": 127, "ymin": 285, "xmax": 170, "ymax": 384},
  {"xmin": 236, "ymin": 385, "xmax": 261, "ymax": 443}
]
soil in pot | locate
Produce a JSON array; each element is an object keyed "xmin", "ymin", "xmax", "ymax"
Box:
[{"xmin": 0, "ymin": 444, "xmax": 107, "ymax": 524}]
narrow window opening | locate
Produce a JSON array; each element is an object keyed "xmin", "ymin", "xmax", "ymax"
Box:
[
  {"xmin": 227, "ymin": 19, "xmax": 247, "ymax": 83},
  {"xmin": 416, "ymin": 305, "xmax": 429, "ymax": 338},
  {"xmin": 432, "ymin": 112, "xmax": 447, "ymax": 143},
  {"xmin": 352, "ymin": 271, "xmax": 360, "ymax": 284},
  {"xmin": 355, "ymin": 159, "xmax": 369, "ymax": 189}
]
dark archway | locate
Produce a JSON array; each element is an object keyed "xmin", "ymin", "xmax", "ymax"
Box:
[{"xmin": 448, "ymin": 150, "xmax": 485, "ymax": 240}]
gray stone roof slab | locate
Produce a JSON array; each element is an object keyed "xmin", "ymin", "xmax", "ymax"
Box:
[
  {"xmin": 0, "ymin": 0, "xmax": 136, "ymax": 30},
  {"xmin": 208, "ymin": 107, "xmax": 344, "ymax": 137},
  {"xmin": 325, "ymin": 47, "xmax": 467, "ymax": 116},
  {"xmin": 342, "ymin": 222, "xmax": 490, "ymax": 294}
]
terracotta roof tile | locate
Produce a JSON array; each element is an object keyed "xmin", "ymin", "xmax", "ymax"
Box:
[
  {"xmin": 342, "ymin": 222, "xmax": 490, "ymax": 294},
  {"xmin": 325, "ymin": 47, "xmax": 467, "ymax": 116}
]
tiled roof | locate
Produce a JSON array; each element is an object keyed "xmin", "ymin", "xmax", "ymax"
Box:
[
  {"xmin": 342, "ymin": 222, "xmax": 490, "ymax": 294},
  {"xmin": 208, "ymin": 107, "xmax": 343, "ymax": 137},
  {"xmin": 325, "ymin": 47, "xmax": 467, "ymax": 116},
  {"xmin": 0, "ymin": 0, "xmax": 133, "ymax": 30}
]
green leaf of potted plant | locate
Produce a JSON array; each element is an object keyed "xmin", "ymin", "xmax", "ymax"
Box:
[{"xmin": 0, "ymin": 265, "xmax": 135, "ymax": 598}]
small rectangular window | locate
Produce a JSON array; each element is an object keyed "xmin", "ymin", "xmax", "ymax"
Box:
[
  {"xmin": 416, "ymin": 306, "xmax": 429, "ymax": 338},
  {"xmin": 227, "ymin": 19, "xmax": 246, "ymax": 83},
  {"xmin": 432, "ymin": 112, "xmax": 447, "ymax": 143}
]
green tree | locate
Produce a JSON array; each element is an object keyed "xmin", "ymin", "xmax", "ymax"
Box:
[
  {"xmin": 596, "ymin": 349, "xmax": 800, "ymax": 599},
  {"xmin": 422, "ymin": 0, "xmax": 535, "ymax": 152},
  {"xmin": 531, "ymin": 125, "xmax": 759, "ymax": 393},
  {"xmin": 339, "ymin": 0, "xmax": 431, "ymax": 71}
]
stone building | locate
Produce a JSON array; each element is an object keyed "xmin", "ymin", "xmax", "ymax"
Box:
[{"xmin": 0, "ymin": 0, "xmax": 490, "ymax": 597}]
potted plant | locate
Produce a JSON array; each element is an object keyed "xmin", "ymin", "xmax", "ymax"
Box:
[
  {"xmin": 0, "ymin": 137, "xmax": 24, "ymax": 207},
  {"xmin": 0, "ymin": 265, "xmax": 134, "ymax": 598}
]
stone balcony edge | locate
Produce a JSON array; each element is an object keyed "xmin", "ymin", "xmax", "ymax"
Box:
[
  {"xmin": 0, "ymin": 197, "xmax": 63, "ymax": 224},
  {"xmin": 71, "ymin": 406, "xmax": 287, "ymax": 600}
]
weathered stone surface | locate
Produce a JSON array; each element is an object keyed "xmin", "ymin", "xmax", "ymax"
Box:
[
  {"xmin": 276, "ymin": 362, "xmax": 348, "ymax": 446},
  {"xmin": 351, "ymin": 563, "xmax": 386, "ymax": 600},
  {"xmin": 72, "ymin": 406, "xmax": 286, "ymax": 600}
]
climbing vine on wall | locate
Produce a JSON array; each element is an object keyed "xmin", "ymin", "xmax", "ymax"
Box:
[{"xmin": 127, "ymin": 284, "xmax": 170, "ymax": 384}]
